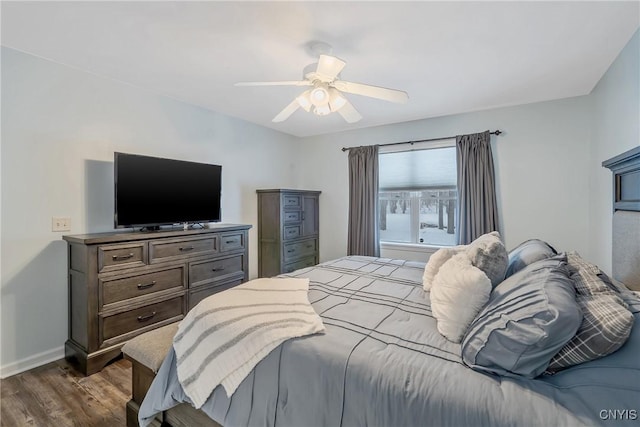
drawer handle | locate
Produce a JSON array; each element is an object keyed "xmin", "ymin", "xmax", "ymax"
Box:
[
  {"xmin": 225, "ymin": 240, "xmax": 235, "ymax": 244},
  {"xmin": 179, "ymin": 246, "xmax": 194, "ymax": 252},
  {"xmin": 287, "ymin": 249, "xmax": 295, "ymax": 253},
  {"xmin": 212, "ymin": 267, "xmax": 226, "ymax": 272},
  {"xmin": 137, "ymin": 312, "xmax": 157, "ymax": 322},
  {"xmin": 112, "ymin": 253, "xmax": 134, "ymax": 261},
  {"xmin": 306, "ymin": 245, "xmax": 313, "ymax": 249},
  {"xmin": 288, "ymin": 229, "xmax": 296, "ymax": 234},
  {"xmin": 137, "ymin": 281, "xmax": 157, "ymax": 290}
]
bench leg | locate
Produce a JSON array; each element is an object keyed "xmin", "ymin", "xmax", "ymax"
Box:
[{"xmin": 126, "ymin": 356, "xmax": 163, "ymax": 427}]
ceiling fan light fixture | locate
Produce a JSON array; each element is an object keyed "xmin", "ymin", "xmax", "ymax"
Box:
[
  {"xmin": 296, "ymin": 91, "xmax": 312, "ymax": 112},
  {"xmin": 313, "ymin": 104, "xmax": 331, "ymax": 116},
  {"xmin": 310, "ymin": 86, "xmax": 329, "ymax": 106},
  {"xmin": 328, "ymin": 88, "xmax": 347, "ymax": 112}
]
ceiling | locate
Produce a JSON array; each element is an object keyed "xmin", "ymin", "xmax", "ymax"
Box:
[{"xmin": 2, "ymin": 1, "xmax": 638, "ymax": 138}]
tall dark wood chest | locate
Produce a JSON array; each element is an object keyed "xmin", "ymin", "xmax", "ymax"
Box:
[{"xmin": 257, "ymin": 189, "xmax": 320, "ymax": 277}]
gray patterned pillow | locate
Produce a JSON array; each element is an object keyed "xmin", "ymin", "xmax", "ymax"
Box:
[
  {"xmin": 547, "ymin": 292, "xmax": 634, "ymax": 371},
  {"xmin": 465, "ymin": 231, "xmax": 508, "ymax": 288}
]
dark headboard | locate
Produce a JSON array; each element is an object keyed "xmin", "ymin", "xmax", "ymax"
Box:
[{"xmin": 603, "ymin": 146, "xmax": 640, "ymax": 291}]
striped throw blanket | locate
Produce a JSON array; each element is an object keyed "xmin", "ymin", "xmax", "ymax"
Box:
[{"xmin": 173, "ymin": 277, "xmax": 325, "ymax": 409}]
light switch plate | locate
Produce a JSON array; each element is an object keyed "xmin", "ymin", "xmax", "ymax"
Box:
[{"xmin": 52, "ymin": 217, "xmax": 71, "ymax": 232}]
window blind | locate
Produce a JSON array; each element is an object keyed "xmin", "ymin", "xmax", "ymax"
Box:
[{"xmin": 379, "ymin": 146, "xmax": 457, "ymax": 191}]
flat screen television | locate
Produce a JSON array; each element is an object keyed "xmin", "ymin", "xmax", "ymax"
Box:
[{"xmin": 114, "ymin": 152, "xmax": 222, "ymax": 229}]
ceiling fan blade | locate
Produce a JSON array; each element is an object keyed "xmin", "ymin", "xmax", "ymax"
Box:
[
  {"xmin": 272, "ymin": 99, "xmax": 300, "ymax": 122},
  {"xmin": 316, "ymin": 55, "xmax": 346, "ymax": 81},
  {"xmin": 337, "ymin": 99, "xmax": 362, "ymax": 123},
  {"xmin": 332, "ymin": 80, "xmax": 408, "ymax": 103},
  {"xmin": 235, "ymin": 81, "xmax": 312, "ymax": 87}
]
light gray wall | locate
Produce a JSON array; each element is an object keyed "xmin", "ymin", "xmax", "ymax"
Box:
[
  {"xmin": 297, "ymin": 30, "xmax": 639, "ymax": 271},
  {"xmin": 588, "ymin": 29, "xmax": 639, "ymax": 274},
  {"xmin": 297, "ymin": 96, "xmax": 593, "ymax": 264},
  {"xmin": 1, "ymin": 29, "xmax": 637, "ymax": 378},
  {"xmin": 0, "ymin": 47, "xmax": 300, "ymax": 376}
]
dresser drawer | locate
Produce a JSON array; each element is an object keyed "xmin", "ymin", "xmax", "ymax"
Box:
[
  {"xmin": 283, "ymin": 194, "xmax": 301, "ymax": 208},
  {"xmin": 101, "ymin": 296, "xmax": 184, "ymax": 342},
  {"xmin": 100, "ymin": 267, "xmax": 185, "ymax": 308},
  {"xmin": 98, "ymin": 243, "xmax": 147, "ymax": 272},
  {"xmin": 283, "ymin": 256, "xmax": 317, "ymax": 274},
  {"xmin": 283, "ymin": 225, "xmax": 301, "ymax": 240},
  {"xmin": 220, "ymin": 232, "xmax": 245, "ymax": 252},
  {"xmin": 284, "ymin": 239, "xmax": 318, "ymax": 262},
  {"xmin": 188, "ymin": 278, "xmax": 244, "ymax": 310},
  {"xmin": 283, "ymin": 211, "xmax": 300, "ymax": 223},
  {"xmin": 150, "ymin": 237, "xmax": 216, "ymax": 262},
  {"xmin": 190, "ymin": 254, "xmax": 244, "ymax": 288}
]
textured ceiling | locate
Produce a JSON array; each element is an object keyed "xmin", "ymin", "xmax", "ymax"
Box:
[{"xmin": 2, "ymin": 1, "xmax": 639, "ymax": 137}]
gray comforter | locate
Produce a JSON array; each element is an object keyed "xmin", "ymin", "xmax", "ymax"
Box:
[{"xmin": 140, "ymin": 256, "xmax": 640, "ymax": 426}]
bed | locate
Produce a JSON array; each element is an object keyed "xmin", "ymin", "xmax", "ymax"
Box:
[
  {"xmin": 136, "ymin": 253, "xmax": 640, "ymax": 427},
  {"xmin": 135, "ymin": 148, "xmax": 640, "ymax": 427}
]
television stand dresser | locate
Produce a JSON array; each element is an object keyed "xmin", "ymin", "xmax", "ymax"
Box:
[{"xmin": 63, "ymin": 224, "xmax": 251, "ymax": 375}]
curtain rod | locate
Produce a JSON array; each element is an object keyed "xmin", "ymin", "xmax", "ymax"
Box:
[{"xmin": 340, "ymin": 130, "xmax": 502, "ymax": 152}]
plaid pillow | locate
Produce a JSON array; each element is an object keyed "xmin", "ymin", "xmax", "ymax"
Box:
[
  {"xmin": 547, "ymin": 292, "xmax": 634, "ymax": 372},
  {"xmin": 566, "ymin": 251, "xmax": 614, "ymax": 295}
]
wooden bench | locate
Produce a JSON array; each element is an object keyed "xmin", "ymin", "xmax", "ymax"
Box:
[{"xmin": 121, "ymin": 323, "xmax": 219, "ymax": 427}]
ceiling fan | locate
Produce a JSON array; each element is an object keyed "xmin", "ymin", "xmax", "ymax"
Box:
[{"xmin": 235, "ymin": 52, "xmax": 408, "ymax": 123}]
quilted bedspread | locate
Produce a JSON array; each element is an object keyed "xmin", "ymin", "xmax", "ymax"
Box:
[{"xmin": 140, "ymin": 256, "xmax": 640, "ymax": 427}]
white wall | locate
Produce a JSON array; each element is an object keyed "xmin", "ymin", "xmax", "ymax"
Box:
[
  {"xmin": 0, "ymin": 47, "xmax": 300, "ymax": 376},
  {"xmin": 588, "ymin": 29, "xmax": 640, "ymax": 274},
  {"xmin": 297, "ymin": 96, "xmax": 593, "ymax": 264}
]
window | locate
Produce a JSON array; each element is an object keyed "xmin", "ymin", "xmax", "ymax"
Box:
[{"xmin": 379, "ymin": 142, "xmax": 458, "ymax": 246}]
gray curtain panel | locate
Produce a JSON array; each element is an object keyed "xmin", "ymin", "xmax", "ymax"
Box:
[
  {"xmin": 347, "ymin": 145, "xmax": 380, "ymax": 257},
  {"xmin": 456, "ymin": 131, "xmax": 499, "ymax": 244}
]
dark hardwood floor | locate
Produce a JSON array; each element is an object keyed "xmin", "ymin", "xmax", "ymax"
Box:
[{"xmin": 1, "ymin": 358, "xmax": 131, "ymax": 427}]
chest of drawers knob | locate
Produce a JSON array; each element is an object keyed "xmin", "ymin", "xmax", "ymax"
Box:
[
  {"xmin": 137, "ymin": 311, "xmax": 157, "ymax": 322},
  {"xmin": 136, "ymin": 281, "xmax": 157, "ymax": 290}
]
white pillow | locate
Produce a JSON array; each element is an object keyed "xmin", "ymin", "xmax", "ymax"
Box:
[
  {"xmin": 430, "ymin": 252, "xmax": 492, "ymax": 343},
  {"xmin": 423, "ymin": 246, "xmax": 465, "ymax": 291}
]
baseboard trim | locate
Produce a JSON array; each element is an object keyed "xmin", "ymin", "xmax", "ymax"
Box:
[{"xmin": 0, "ymin": 346, "xmax": 65, "ymax": 379}]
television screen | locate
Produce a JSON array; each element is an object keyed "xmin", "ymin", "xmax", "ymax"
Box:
[{"xmin": 114, "ymin": 152, "xmax": 222, "ymax": 228}]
